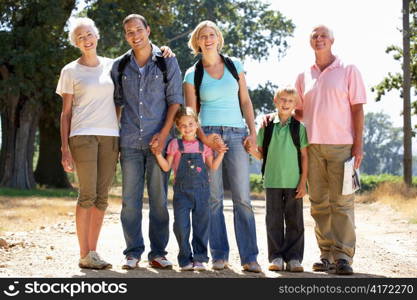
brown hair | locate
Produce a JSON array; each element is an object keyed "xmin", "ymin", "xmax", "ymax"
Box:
[{"xmin": 123, "ymin": 14, "xmax": 148, "ymax": 29}]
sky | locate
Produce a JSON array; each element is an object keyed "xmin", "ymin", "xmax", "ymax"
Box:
[{"xmin": 244, "ymin": 0, "xmax": 413, "ymax": 129}]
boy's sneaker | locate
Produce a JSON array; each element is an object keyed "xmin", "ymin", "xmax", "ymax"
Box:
[
  {"xmin": 122, "ymin": 257, "xmax": 140, "ymax": 270},
  {"xmin": 243, "ymin": 261, "xmax": 262, "ymax": 273},
  {"xmin": 79, "ymin": 251, "xmax": 112, "ymax": 270},
  {"xmin": 180, "ymin": 263, "xmax": 194, "ymax": 271},
  {"xmin": 212, "ymin": 259, "xmax": 228, "ymax": 270},
  {"xmin": 149, "ymin": 256, "xmax": 173, "ymax": 269},
  {"xmin": 286, "ymin": 260, "xmax": 304, "ymax": 272},
  {"xmin": 193, "ymin": 261, "xmax": 206, "ymax": 271},
  {"xmin": 268, "ymin": 257, "xmax": 284, "ymax": 271}
]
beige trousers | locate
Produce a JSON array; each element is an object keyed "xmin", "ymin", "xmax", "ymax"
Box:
[
  {"xmin": 69, "ymin": 135, "xmax": 119, "ymax": 211},
  {"xmin": 308, "ymin": 144, "xmax": 355, "ymax": 264}
]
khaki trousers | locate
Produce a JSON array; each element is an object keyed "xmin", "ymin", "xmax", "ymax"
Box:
[
  {"xmin": 308, "ymin": 144, "xmax": 355, "ymax": 264},
  {"xmin": 69, "ymin": 135, "xmax": 119, "ymax": 211}
]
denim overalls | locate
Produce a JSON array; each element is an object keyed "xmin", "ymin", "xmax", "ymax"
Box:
[{"xmin": 173, "ymin": 139, "xmax": 210, "ymax": 267}]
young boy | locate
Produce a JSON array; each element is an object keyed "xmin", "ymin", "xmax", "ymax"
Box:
[{"xmin": 247, "ymin": 87, "xmax": 308, "ymax": 272}]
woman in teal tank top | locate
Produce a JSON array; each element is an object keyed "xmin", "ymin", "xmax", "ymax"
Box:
[{"xmin": 183, "ymin": 20, "xmax": 261, "ymax": 273}]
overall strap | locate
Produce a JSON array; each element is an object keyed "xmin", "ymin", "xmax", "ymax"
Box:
[
  {"xmin": 197, "ymin": 140, "xmax": 204, "ymax": 153},
  {"xmin": 177, "ymin": 138, "xmax": 185, "ymax": 153}
]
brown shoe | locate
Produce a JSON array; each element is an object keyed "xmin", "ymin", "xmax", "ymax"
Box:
[
  {"xmin": 312, "ymin": 259, "xmax": 335, "ymax": 272},
  {"xmin": 335, "ymin": 259, "xmax": 353, "ymax": 275}
]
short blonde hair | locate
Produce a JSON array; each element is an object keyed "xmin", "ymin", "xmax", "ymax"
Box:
[
  {"xmin": 68, "ymin": 17, "xmax": 100, "ymax": 47},
  {"xmin": 274, "ymin": 86, "xmax": 299, "ymax": 103},
  {"xmin": 188, "ymin": 20, "xmax": 224, "ymax": 56},
  {"xmin": 175, "ymin": 106, "xmax": 199, "ymax": 126}
]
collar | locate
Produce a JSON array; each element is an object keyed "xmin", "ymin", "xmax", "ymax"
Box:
[
  {"xmin": 128, "ymin": 43, "xmax": 163, "ymax": 68},
  {"xmin": 273, "ymin": 113, "xmax": 292, "ymax": 127},
  {"xmin": 312, "ymin": 55, "xmax": 341, "ymax": 72}
]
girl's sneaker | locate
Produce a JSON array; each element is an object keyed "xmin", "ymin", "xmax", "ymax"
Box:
[
  {"xmin": 193, "ymin": 261, "xmax": 206, "ymax": 271},
  {"xmin": 180, "ymin": 263, "xmax": 194, "ymax": 271}
]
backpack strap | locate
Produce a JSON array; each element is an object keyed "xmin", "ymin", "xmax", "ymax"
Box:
[
  {"xmin": 155, "ymin": 55, "xmax": 168, "ymax": 84},
  {"xmin": 114, "ymin": 52, "xmax": 132, "ymax": 103},
  {"xmin": 289, "ymin": 118, "xmax": 302, "ymax": 174},
  {"xmin": 177, "ymin": 138, "xmax": 185, "ymax": 153},
  {"xmin": 193, "ymin": 54, "xmax": 242, "ymax": 116},
  {"xmin": 261, "ymin": 120, "xmax": 275, "ymax": 177}
]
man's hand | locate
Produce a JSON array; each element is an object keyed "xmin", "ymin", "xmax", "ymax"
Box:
[
  {"xmin": 351, "ymin": 142, "xmax": 363, "ymax": 169},
  {"xmin": 150, "ymin": 132, "xmax": 167, "ymax": 154},
  {"xmin": 243, "ymin": 133, "xmax": 256, "ymax": 153},
  {"xmin": 160, "ymin": 46, "xmax": 175, "ymax": 58},
  {"xmin": 61, "ymin": 149, "xmax": 74, "ymax": 173},
  {"xmin": 261, "ymin": 113, "xmax": 275, "ymax": 128}
]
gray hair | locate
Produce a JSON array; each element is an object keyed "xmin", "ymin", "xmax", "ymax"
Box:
[
  {"xmin": 68, "ymin": 17, "xmax": 100, "ymax": 47},
  {"xmin": 311, "ymin": 24, "xmax": 334, "ymax": 40}
]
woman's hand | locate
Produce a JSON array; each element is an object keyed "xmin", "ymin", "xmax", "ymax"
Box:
[
  {"xmin": 243, "ymin": 133, "xmax": 256, "ymax": 153},
  {"xmin": 61, "ymin": 149, "xmax": 74, "ymax": 173}
]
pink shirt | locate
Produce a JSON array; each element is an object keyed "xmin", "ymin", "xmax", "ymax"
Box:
[
  {"xmin": 295, "ymin": 57, "xmax": 366, "ymax": 144},
  {"xmin": 166, "ymin": 139, "xmax": 213, "ymax": 177}
]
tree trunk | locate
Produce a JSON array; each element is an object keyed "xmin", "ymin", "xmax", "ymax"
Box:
[
  {"xmin": 34, "ymin": 112, "xmax": 72, "ymax": 188},
  {"xmin": 403, "ymin": 0, "xmax": 412, "ymax": 186},
  {"xmin": 0, "ymin": 95, "xmax": 40, "ymax": 189}
]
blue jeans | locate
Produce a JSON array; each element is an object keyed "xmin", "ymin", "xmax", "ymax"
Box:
[
  {"xmin": 202, "ymin": 126, "xmax": 259, "ymax": 265},
  {"xmin": 120, "ymin": 146, "xmax": 170, "ymax": 260}
]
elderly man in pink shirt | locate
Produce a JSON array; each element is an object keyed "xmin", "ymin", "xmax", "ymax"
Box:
[{"xmin": 295, "ymin": 25, "xmax": 366, "ymax": 275}]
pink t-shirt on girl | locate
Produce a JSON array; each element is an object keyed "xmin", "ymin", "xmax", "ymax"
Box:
[{"xmin": 166, "ymin": 139, "xmax": 213, "ymax": 178}]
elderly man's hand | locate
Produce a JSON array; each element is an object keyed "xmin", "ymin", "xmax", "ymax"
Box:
[
  {"xmin": 160, "ymin": 46, "xmax": 176, "ymax": 58},
  {"xmin": 261, "ymin": 113, "xmax": 275, "ymax": 128},
  {"xmin": 351, "ymin": 142, "xmax": 363, "ymax": 169}
]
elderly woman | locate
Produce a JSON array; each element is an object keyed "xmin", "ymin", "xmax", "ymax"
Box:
[
  {"xmin": 183, "ymin": 20, "xmax": 261, "ymax": 273},
  {"xmin": 57, "ymin": 17, "xmax": 172, "ymax": 269}
]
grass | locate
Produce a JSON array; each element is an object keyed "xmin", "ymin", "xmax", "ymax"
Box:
[
  {"xmin": 0, "ymin": 187, "xmax": 78, "ymax": 198},
  {"xmin": 357, "ymin": 182, "xmax": 417, "ymax": 223}
]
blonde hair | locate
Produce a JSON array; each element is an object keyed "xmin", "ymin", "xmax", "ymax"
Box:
[
  {"xmin": 68, "ymin": 17, "xmax": 100, "ymax": 47},
  {"xmin": 188, "ymin": 20, "xmax": 224, "ymax": 56},
  {"xmin": 274, "ymin": 86, "xmax": 299, "ymax": 103},
  {"xmin": 175, "ymin": 106, "xmax": 199, "ymax": 126}
]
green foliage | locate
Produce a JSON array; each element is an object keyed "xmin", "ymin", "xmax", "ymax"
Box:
[
  {"xmin": 249, "ymin": 80, "xmax": 277, "ymax": 114},
  {"xmin": 362, "ymin": 112, "xmax": 403, "ymax": 175},
  {"xmin": 250, "ymin": 174, "xmax": 263, "ymax": 193},
  {"xmin": 0, "ymin": 187, "xmax": 77, "ymax": 198},
  {"xmin": 360, "ymin": 174, "xmax": 417, "ymax": 192},
  {"xmin": 371, "ymin": 1, "xmax": 417, "ymax": 117}
]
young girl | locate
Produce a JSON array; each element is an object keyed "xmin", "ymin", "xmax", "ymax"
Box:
[{"xmin": 154, "ymin": 106, "xmax": 225, "ymax": 271}]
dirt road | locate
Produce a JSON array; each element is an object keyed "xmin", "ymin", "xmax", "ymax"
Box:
[{"xmin": 1, "ymin": 198, "xmax": 416, "ymax": 278}]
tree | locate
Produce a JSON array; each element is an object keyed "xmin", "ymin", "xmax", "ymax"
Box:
[
  {"xmin": 362, "ymin": 112, "xmax": 403, "ymax": 175},
  {"xmin": 0, "ymin": 0, "xmax": 76, "ymax": 189},
  {"xmin": 372, "ymin": 0, "xmax": 416, "ymax": 185},
  {"xmin": 249, "ymin": 81, "xmax": 277, "ymax": 114}
]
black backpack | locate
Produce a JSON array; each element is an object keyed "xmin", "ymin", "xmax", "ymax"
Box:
[
  {"xmin": 114, "ymin": 51, "xmax": 168, "ymax": 103},
  {"xmin": 193, "ymin": 54, "xmax": 242, "ymax": 115},
  {"xmin": 261, "ymin": 117, "xmax": 302, "ymax": 177}
]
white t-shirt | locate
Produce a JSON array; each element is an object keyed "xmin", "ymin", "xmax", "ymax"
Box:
[{"xmin": 56, "ymin": 56, "xmax": 119, "ymax": 137}]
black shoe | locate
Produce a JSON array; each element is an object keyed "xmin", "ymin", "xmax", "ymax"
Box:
[
  {"xmin": 312, "ymin": 259, "xmax": 335, "ymax": 272},
  {"xmin": 335, "ymin": 259, "xmax": 353, "ymax": 275}
]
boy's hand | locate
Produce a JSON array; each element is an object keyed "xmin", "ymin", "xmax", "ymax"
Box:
[{"xmin": 295, "ymin": 181, "xmax": 306, "ymax": 199}]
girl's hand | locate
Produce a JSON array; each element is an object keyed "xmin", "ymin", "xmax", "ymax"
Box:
[
  {"xmin": 61, "ymin": 149, "xmax": 74, "ymax": 173},
  {"xmin": 207, "ymin": 133, "xmax": 228, "ymax": 152},
  {"xmin": 295, "ymin": 182, "xmax": 307, "ymax": 199}
]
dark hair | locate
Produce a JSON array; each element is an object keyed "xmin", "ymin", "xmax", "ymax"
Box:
[
  {"xmin": 123, "ymin": 14, "xmax": 148, "ymax": 29},
  {"xmin": 174, "ymin": 106, "xmax": 199, "ymax": 126}
]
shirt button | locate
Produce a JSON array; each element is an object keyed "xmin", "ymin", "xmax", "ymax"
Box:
[
  {"xmin": 140, "ymin": 129, "xmax": 143, "ymax": 132},
  {"xmin": 140, "ymin": 115, "xmax": 143, "ymax": 118},
  {"xmin": 140, "ymin": 88, "xmax": 143, "ymax": 92},
  {"xmin": 140, "ymin": 102, "xmax": 143, "ymax": 105},
  {"xmin": 156, "ymin": 75, "xmax": 158, "ymax": 78}
]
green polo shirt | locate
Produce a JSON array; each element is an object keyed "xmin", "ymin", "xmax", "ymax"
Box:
[{"xmin": 257, "ymin": 116, "xmax": 309, "ymax": 188}]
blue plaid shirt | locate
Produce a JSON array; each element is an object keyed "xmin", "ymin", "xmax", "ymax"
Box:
[{"xmin": 111, "ymin": 45, "xmax": 183, "ymax": 148}]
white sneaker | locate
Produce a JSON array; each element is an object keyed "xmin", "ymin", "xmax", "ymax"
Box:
[
  {"xmin": 286, "ymin": 259, "xmax": 304, "ymax": 272},
  {"xmin": 193, "ymin": 261, "xmax": 206, "ymax": 271},
  {"xmin": 149, "ymin": 256, "xmax": 173, "ymax": 269},
  {"xmin": 212, "ymin": 259, "xmax": 228, "ymax": 270},
  {"xmin": 122, "ymin": 256, "xmax": 140, "ymax": 270},
  {"xmin": 180, "ymin": 263, "xmax": 194, "ymax": 271},
  {"xmin": 79, "ymin": 251, "xmax": 112, "ymax": 269},
  {"xmin": 269, "ymin": 257, "xmax": 284, "ymax": 271}
]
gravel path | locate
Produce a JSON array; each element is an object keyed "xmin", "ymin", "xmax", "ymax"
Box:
[{"xmin": 1, "ymin": 199, "xmax": 416, "ymax": 278}]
